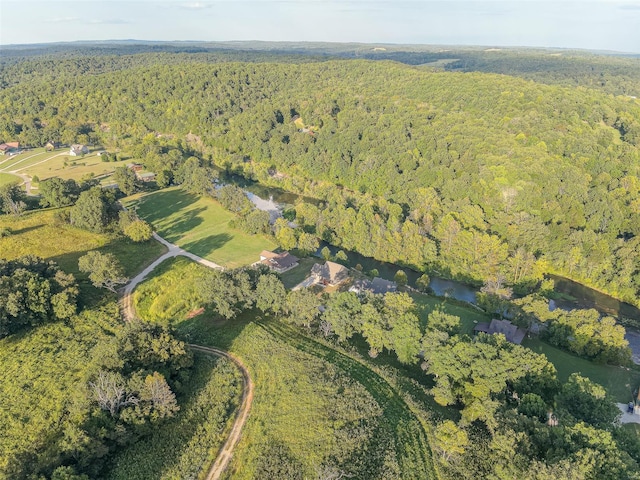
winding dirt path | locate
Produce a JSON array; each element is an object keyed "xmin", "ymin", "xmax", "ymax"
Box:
[
  {"xmin": 190, "ymin": 345, "xmax": 254, "ymax": 480},
  {"xmin": 120, "ymin": 235, "xmax": 250, "ymax": 480}
]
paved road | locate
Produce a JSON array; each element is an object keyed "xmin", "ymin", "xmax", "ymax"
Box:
[{"xmin": 121, "ymin": 233, "xmax": 249, "ymax": 480}]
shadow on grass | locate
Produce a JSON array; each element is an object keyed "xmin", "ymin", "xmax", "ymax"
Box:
[
  {"xmin": 181, "ymin": 233, "xmax": 232, "ymax": 259},
  {"xmin": 52, "ymin": 235, "xmax": 167, "ymax": 310},
  {"xmin": 136, "ymin": 189, "xmax": 200, "ymax": 225},
  {"xmin": 156, "ymin": 206, "xmax": 207, "ymax": 243},
  {"xmin": 174, "ymin": 313, "xmax": 248, "ymax": 353},
  {"xmin": 9, "ymin": 223, "xmax": 45, "ymax": 236},
  {"xmin": 256, "ymin": 319, "xmax": 437, "ymax": 479}
]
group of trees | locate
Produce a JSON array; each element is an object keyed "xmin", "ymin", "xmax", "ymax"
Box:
[
  {"xmin": 197, "ymin": 263, "xmax": 422, "ymax": 364},
  {"xmin": 40, "ymin": 176, "xmax": 155, "ymax": 242},
  {"xmin": 189, "ymin": 257, "xmax": 640, "ymax": 479},
  {"xmin": 420, "ymin": 308, "xmax": 640, "ymax": 479},
  {"xmin": 0, "ymin": 256, "xmax": 78, "ymax": 337},
  {"xmin": 48, "ymin": 321, "xmax": 192, "ymax": 479},
  {"xmin": 0, "ymin": 183, "xmax": 27, "ymax": 216},
  {"xmin": 510, "ymin": 293, "xmax": 632, "ymax": 365},
  {"xmin": 215, "ymin": 184, "xmax": 271, "ymax": 234}
]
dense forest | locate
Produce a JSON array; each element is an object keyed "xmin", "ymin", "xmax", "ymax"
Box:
[{"xmin": 1, "ymin": 49, "xmax": 640, "ymax": 306}]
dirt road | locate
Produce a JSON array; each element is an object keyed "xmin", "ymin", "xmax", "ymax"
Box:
[
  {"xmin": 120, "ymin": 235, "xmax": 250, "ymax": 480},
  {"xmin": 190, "ymin": 345, "xmax": 254, "ymax": 480}
]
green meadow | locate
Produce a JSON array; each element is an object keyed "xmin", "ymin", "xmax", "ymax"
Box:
[{"xmin": 129, "ymin": 187, "xmax": 277, "ymax": 269}]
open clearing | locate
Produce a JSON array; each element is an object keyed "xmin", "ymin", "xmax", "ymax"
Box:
[
  {"xmin": 0, "ymin": 209, "xmax": 166, "ymax": 303},
  {"xmin": 0, "ymin": 148, "xmax": 129, "ymax": 185},
  {"xmin": 20, "ymin": 152, "xmax": 130, "ymax": 183},
  {"xmin": 128, "ymin": 187, "xmax": 277, "ymax": 269}
]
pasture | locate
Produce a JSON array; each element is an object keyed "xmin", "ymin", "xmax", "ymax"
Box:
[{"xmin": 0, "ymin": 148, "xmax": 128, "ymax": 185}]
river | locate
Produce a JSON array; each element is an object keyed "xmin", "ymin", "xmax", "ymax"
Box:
[{"xmin": 222, "ymin": 174, "xmax": 640, "ymax": 362}]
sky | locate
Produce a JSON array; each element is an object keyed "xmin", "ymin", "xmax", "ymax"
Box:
[{"xmin": 1, "ymin": 1, "xmax": 639, "ymax": 53}]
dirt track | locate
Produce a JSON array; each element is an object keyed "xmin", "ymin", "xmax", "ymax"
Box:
[
  {"xmin": 190, "ymin": 345, "xmax": 254, "ymax": 480},
  {"xmin": 120, "ymin": 236, "xmax": 250, "ymax": 480}
]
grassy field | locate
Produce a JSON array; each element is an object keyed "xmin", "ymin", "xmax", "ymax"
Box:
[
  {"xmin": 134, "ymin": 257, "xmax": 212, "ymax": 325},
  {"xmin": 133, "ymin": 258, "xmax": 437, "ymax": 479},
  {"xmin": 20, "ymin": 152, "xmax": 130, "ymax": 182},
  {"xmin": 129, "ymin": 187, "xmax": 277, "ymax": 269},
  {"xmin": 0, "ymin": 149, "xmax": 57, "ymax": 171},
  {"xmin": 0, "ymin": 209, "xmax": 166, "ymax": 303},
  {"xmin": 523, "ymin": 338, "xmax": 640, "ymax": 403},
  {"xmin": 0, "ymin": 173, "xmax": 20, "ymax": 187},
  {"xmin": 105, "ymin": 353, "xmax": 243, "ymax": 480},
  {"xmin": 0, "ymin": 148, "xmax": 129, "ymax": 185}
]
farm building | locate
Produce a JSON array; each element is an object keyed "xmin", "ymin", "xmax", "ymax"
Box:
[
  {"xmin": 0, "ymin": 142, "xmax": 19, "ymax": 155},
  {"xmin": 127, "ymin": 163, "xmax": 144, "ymax": 172},
  {"xmin": 136, "ymin": 172, "xmax": 157, "ymax": 182}
]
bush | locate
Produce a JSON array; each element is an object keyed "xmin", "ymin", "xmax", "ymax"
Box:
[{"xmin": 0, "ymin": 227, "xmax": 11, "ymax": 238}]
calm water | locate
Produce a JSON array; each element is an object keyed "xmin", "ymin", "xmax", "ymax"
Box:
[{"xmin": 221, "ymin": 174, "xmax": 640, "ymax": 360}]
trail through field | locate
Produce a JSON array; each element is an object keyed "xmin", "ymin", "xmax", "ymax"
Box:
[
  {"xmin": 120, "ymin": 233, "xmax": 248, "ymax": 480},
  {"xmin": 190, "ymin": 345, "xmax": 254, "ymax": 480}
]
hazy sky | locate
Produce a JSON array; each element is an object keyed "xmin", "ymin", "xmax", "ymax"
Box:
[{"xmin": 1, "ymin": 1, "xmax": 639, "ymax": 53}]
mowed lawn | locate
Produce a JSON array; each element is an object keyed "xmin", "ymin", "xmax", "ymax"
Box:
[
  {"xmin": 0, "ymin": 149, "xmax": 54, "ymax": 171},
  {"xmin": 523, "ymin": 338, "xmax": 640, "ymax": 403},
  {"xmin": 131, "ymin": 187, "xmax": 277, "ymax": 269},
  {"xmin": 20, "ymin": 152, "xmax": 129, "ymax": 182}
]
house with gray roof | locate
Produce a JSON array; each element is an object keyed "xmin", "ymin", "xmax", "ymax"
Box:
[{"xmin": 474, "ymin": 319, "xmax": 527, "ymax": 344}]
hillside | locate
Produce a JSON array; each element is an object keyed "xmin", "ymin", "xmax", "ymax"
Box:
[{"xmin": 1, "ymin": 54, "xmax": 639, "ymax": 304}]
